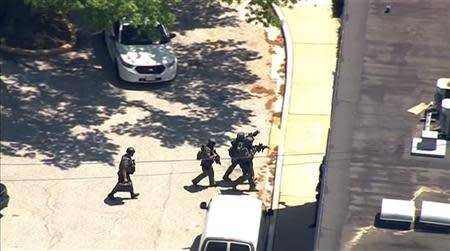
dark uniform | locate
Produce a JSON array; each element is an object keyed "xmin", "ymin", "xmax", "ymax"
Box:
[
  {"xmin": 231, "ymin": 137, "xmax": 257, "ymax": 191},
  {"xmin": 192, "ymin": 139, "xmax": 221, "ymax": 187},
  {"xmin": 222, "ymin": 132, "xmax": 245, "ymax": 181},
  {"xmin": 223, "ymin": 130, "xmax": 260, "ymax": 181},
  {"xmin": 108, "ymin": 147, "xmax": 139, "ymax": 199}
]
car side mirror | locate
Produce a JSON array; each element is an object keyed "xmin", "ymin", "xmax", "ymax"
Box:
[
  {"xmin": 200, "ymin": 202, "xmax": 208, "ymax": 210},
  {"xmin": 169, "ymin": 33, "xmax": 176, "ymax": 39}
]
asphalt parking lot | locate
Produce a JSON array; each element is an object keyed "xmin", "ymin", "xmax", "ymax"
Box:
[{"xmin": 0, "ymin": 1, "xmax": 276, "ymax": 249}]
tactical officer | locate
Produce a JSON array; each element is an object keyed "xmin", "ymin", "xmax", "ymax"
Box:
[
  {"xmin": 222, "ymin": 132, "xmax": 245, "ymax": 181},
  {"xmin": 231, "ymin": 136, "xmax": 257, "ymax": 191},
  {"xmin": 192, "ymin": 139, "xmax": 221, "ymax": 187},
  {"xmin": 108, "ymin": 147, "xmax": 140, "ymax": 199},
  {"xmin": 223, "ymin": 130, "xmax": 260, "ymax": 181}
]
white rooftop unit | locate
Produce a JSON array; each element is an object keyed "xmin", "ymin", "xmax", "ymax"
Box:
[
  {"xmin": 420, "ymin": 201, "xmax": 450, "ymax": 226},
  {"xmin": 380, "ymin": 198, "xmax": 415, "ymax": 224},
  {"xmin": 435, "ymin": 78, "xmax": 450, "ymax": 111},
  {"xmin": 440, "ymin": 99, "xmax": 450, "ymax": 136}
]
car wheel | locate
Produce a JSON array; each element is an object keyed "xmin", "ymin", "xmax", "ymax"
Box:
[
  {"xmin": 0, "ymin": 183, "xmax": 9, "ymax": 211},
  {"xmin": 115, "ymin": 61, "xmax": 121, "ymax": 80}
]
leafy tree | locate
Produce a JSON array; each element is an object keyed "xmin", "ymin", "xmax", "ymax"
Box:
[
  {"xmin": 24, "ymin": 0, "xmax": 180, "ymax": 30},
  {"xmin": 222, "ymin": 0, "xmax": 299, "ymax": 27},
  {"xmin": 22, "ymin": 0, "xmax": 298, "ymax": 30}
]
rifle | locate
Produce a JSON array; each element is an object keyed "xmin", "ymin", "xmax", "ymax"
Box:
[
  {"xmin": 213, "ymin": 149, "xmax": 221, "ymax": 165},
  {"xmin": 130, "ymin": 159, "xmax": 136, "ymax": 174},
  {"xmin": 254, "ymin": 143, "xmax": 269, "ymax": 153},
  {"xmin": 248, "ymin": 130, "xmax": 260, "ymax": 137}
]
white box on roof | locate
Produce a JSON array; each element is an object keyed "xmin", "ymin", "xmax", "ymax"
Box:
[
  {"xmin": 380, "ymin": 198, "xmax": 415, "ymax": 223},
  {"xmin": 420, "ymin": 201, "xmax": 450, "ymax": 226}
]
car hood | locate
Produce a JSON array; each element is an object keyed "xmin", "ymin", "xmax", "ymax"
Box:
[{"xmin": 117, "ymin": 43, "xmax": 176, "ymax": 66}]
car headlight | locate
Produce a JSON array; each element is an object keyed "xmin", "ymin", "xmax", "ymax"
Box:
[
  {"xmin": 119, "ymin": 56, "xmax": 134, "ymax": 68},
  {"xmin": 166, "ymin": 58, "xmax": 176, "ymax": 67}
]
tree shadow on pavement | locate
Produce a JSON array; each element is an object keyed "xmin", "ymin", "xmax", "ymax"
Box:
[
  {"xmin": 0, "ymin": 48, "xmax": 122, "ymax": 169},
  {"xmin": 108, "ymin": 38, "xmax": 261, "ymax": 148},
  {"xmin": 0, "ymin": 2, "xmax": 263, "ymax": 168},
  {"xmin": 172, "ymin": 0, "xmax": 239, "ymax": 34}
]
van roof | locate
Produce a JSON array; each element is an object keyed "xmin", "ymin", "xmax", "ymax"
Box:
[{"xmin": 203, "ymin": 195, "xmax": 263, "ymax": 246}]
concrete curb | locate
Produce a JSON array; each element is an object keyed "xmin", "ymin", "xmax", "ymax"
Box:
[
  {"xmin": 266, "ymin": 4, "xmax": 294, "ymax": 251},
  {"xmin": 0, "ymin": 20, "xmax": 76, "ymax": 56}
]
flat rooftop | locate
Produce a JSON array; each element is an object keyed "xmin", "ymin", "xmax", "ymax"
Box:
[{"xmin": 316, "ymin": 0, "xmax": 450, "ymax": 250}]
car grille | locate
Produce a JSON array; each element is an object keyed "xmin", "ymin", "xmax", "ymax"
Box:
[{"xmin": 135, "ymin": 65, "xmax": 165, "ymax": 74}]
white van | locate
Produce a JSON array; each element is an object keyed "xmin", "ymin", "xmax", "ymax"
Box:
[{"xmin": 198, "ymin": 194, "xmax": 272, "ymax": 251}]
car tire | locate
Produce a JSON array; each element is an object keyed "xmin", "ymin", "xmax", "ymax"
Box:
[
  {"xmin": 115, "ymin": 61, "xmax": 121, "ymax": 81},
  {"xmin": 0, "ymin": 183, "xmax": 9, "ymax": 211}
]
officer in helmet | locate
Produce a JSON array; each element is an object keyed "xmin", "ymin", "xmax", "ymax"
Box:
[
  {"xmin": 232, "ymin": 136, "xmax": 257, "ymax": 191},
  {"xmin": 222, "ymin": 132, "xmax": 245, "ymax": 181},
  {"xmin": 108, "ymin": 147, "xmax": 140, "ymax": 199},
  {"xmin": 192, "ymin": 139, "xmax": 221, "ymax": 187}
]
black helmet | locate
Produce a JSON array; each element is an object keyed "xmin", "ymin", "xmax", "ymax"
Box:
[
  {"xmin": 126, "ymin": 147, "xmax": 135, "ymax": 155},
  {"xmin": 236, "ymin": 132, "xmax": 245, "ymax": 141},
  {"xmin": 207, "ymin": 139, "xmax": 216, "ymax": 148}
]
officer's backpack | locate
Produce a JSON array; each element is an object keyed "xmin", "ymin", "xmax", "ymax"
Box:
[
  {"xmin": 235, "ymin": 142, "xmax": 249, "ymax": 159},
  {"xmin": 197, "ymin": 145, "xmax": 209, "ymax": 160}
]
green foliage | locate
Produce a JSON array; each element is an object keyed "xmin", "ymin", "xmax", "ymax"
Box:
[
  {"xmin": 221, "ymin": 0, "xmax": 299, "ymax": 27},
  {"xmin": 24, "ymin": 0, "xmax": 180, "ymax": 30},
  {"xmin": 23, "ymin": 0, "xmax": 299, "ymax": 30}
]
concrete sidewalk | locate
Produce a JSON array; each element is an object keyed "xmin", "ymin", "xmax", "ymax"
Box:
[{"xmin": 271, "ymin": 1, "xmax": 340, "ymax": 250}]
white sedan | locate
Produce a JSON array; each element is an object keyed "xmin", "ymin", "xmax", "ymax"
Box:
[{"xmin": 105, "ymin": 20, "xmax": 178, "ymax": 83}]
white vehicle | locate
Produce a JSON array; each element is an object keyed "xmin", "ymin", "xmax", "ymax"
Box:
[
  {"xmin": 104, "ymin": 20, "xmax": 177, "ymax": 83},
  {"xmin": 198, "ymin": 195, "xmax": 272, "ymax": 251}
]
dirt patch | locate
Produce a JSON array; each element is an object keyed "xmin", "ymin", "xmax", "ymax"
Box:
[
  {"xmin": 256, "ymin": 146, "xmax": 279, "ymax": 207},
  {"xmin": 0, "ymin": 0, "xmax": 72, "ymax": 49},
  {"xmin": 250, "ymin": 85, "xmax": 276, "ymax": 95},
  {"xmin": 264, "ymin": 31, "xmax": 285, "ymax": 55},
  {"xmin": 271, "ymin": 112, "xmax": 281, "ymax": 123},
  {"xmin": 264, "ymin": 31, "xmax": 284, "ymax": 48},
  {"xmin": 278, "ymin": 62, "xmax": 286, "ymax": 75},
  {"xmin": 270, "ymin": 113, "xmax": 281, "ymax": 129},
  {"xmin": 265, "ymin": 96, "xmax": 277, "ymax": 110},
  {"xmin": 278, "ymin": 84, "xmax": 286, "ymax": 96}
]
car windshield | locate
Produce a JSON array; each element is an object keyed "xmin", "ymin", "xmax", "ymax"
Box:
[{"xmin": 120, "ymin": 24, "xmax": 167, "ymax": 45}]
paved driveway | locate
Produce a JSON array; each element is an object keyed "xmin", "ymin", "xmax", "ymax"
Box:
[{"xmin": 0, "ymin": 1, "xmax": 275, "ymax": 250}]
